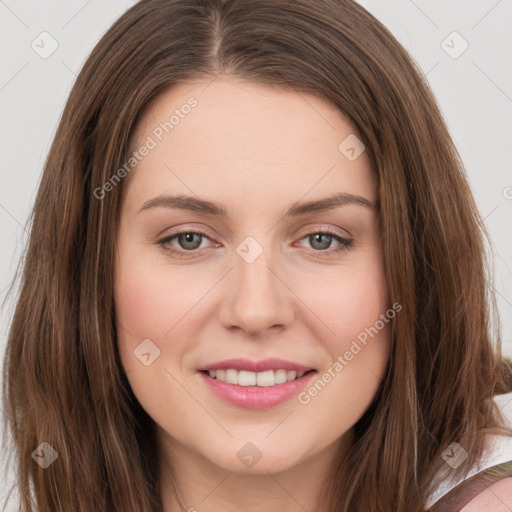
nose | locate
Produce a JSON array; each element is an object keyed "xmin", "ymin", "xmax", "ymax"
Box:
[{"xmin": 218, "ymin": 241, "xmax": 295, "ymax": 337}]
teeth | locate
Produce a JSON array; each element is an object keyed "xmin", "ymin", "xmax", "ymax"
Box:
[
  {"xmin": 206, "ymin": 369, "xmax": 309, "ymax": 386},
  {"xmin": 239, "ymin": 370, "xmax": 257, "ymax": 386},
  {"xmin": 225, "ymin": 369, "xmax": 238, "ymax": 385},
  {"xmin": 274, "ymin": 369, "xmax": 287, "ymax": 384}
]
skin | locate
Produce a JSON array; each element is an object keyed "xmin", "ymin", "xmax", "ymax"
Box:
[
  {"xmin": 461, "ymin": 477, "xmax": 512, "ymax": 511},
  {"xmin": 114, "ymin": 77, "xmax": 392, "ymax": 512}
]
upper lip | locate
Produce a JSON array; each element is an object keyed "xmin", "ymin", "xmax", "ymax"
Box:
[{"xmin": 199, "ymin": 358, "xmax": 315, "ymax": 373}]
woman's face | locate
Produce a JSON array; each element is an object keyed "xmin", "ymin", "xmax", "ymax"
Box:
[{"xmin": 114, "ymin": 77, "xmax": 392, "ymax": 475}]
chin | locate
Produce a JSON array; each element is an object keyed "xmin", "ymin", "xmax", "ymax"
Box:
[{"xmin": 200, "ymin": 442, "xmax": 307, "ymax": 475}]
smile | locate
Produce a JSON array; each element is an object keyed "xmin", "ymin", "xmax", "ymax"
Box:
[
  {"xmin": 198, "ymin": 368, "xmax": 317, "ymax": 409},
  {"xmin": 202, "ymin": 368, "xmax": 311, "ymax": 387}
]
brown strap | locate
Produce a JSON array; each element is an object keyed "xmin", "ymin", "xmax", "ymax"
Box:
[{"xmin": 427, "ymin": 460, "xmax": 512, "ymax": 511}]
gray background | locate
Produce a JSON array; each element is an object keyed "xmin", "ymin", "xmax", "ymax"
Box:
[{"xmin": 1, "ymin": 0, "xmax": 511, "ymax": 508}]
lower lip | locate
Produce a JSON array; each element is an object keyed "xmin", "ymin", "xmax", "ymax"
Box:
[{"xmin": 198, "ymin": 370, "xmax": 317, "ymax": 409}]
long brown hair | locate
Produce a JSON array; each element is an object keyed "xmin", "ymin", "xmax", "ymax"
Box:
[{"xmin": 2, "ymin": 0, "xmax": 511, "ymax": 510}]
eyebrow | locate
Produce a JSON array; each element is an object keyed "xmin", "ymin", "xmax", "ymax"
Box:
[{"xmin": 138, "ymin": 192, "xmax": 376, "ymax": 217}]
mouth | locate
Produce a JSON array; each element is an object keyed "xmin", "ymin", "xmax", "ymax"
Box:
[
  {"xmin": 200, "ymin": 368, "xmax": 317, "ymax": 387},
  {"xmin": 198, "ymin": 367, "xmax": 318, "ymax": 409},
  {"xmin": 197, "ymin": 357, "xmax": 318, "ymax": 408}
]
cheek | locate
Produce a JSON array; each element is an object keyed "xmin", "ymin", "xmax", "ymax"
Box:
[
  {"xmin": 294, "ymin": 252, "xmax": 391, "ymax": 411},
  {"xmin": 114, "ymin": 256, "xmax": 206, "ymax": 339},
  {"xmin": 113, "ymin": 254, "xmax": 205, "ymax": 379},
  {"xmin": 295, "ymin": 251, "xmax": 390, "ymax": 344},
  {"xmin": 113, "ymin": 262, "xmax": 203, "ymax": 423},
  {"xmin": 115, "ymin": 273, "xmax": 173, "ymax": 339},
  {"xmin": 297, "ymin": 305, "xmax": 392, "ymax": 441}
]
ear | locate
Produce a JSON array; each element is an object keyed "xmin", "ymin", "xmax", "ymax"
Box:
[{"xmin": 460, "ymin": 476, "xmax": 512, "ymax": 511}]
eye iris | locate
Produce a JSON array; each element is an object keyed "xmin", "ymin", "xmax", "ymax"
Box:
[
  {"xmin": 310, "ymin": 233, "xmax": 332, "ymax": 250},
  {"xmin": 178, "ymin": 232, "xmax": 202, "ymax": 250}
]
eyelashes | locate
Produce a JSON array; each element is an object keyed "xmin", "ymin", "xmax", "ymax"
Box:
[{"xmin": 155, "ymin": 228, "xmax": 354, "ymax": 259}]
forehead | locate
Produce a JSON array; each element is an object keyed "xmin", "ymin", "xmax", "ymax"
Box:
[{"xmin": 124, "ymin": 77, "xmax": 376, "ymax": 215}]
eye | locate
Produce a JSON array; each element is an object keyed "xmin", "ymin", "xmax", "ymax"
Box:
[
  {"xmin": 295, "ymin": 230, "xmax": 353, "ymax": 256},
  {"xmin": 156, "ymin": 228, "xmax": 353, "ymax": 258},
  {"xmin": 156, "ymin": 229, "xmax": 214, "ymax": 257}
]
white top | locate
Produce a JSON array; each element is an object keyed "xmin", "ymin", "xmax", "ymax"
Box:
[{"xmin": 425, "ymin": 392, "xmax": 512, "ymax": 508}]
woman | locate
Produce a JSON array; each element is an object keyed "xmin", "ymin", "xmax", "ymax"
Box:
[{"xmin": 2, "ymin": 1, "xmax": 512, "ymax": 510}]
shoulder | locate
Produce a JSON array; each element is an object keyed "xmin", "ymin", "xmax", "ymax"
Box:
[
  {"xmin": 459, "ymin": 476, "xmax": 512, "ymax": 511},
  {"xmin": 426, "ymin": 394, "xmax": 512, "ymax": 510}
]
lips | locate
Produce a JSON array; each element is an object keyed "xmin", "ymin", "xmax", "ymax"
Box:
[
  {"xmin": 197, "ymin": 357, "xmax": 317, "ymax": 409},
  {"xmin": 199, "ymin": 369, "xmax": 317, "ymax": 409}
]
